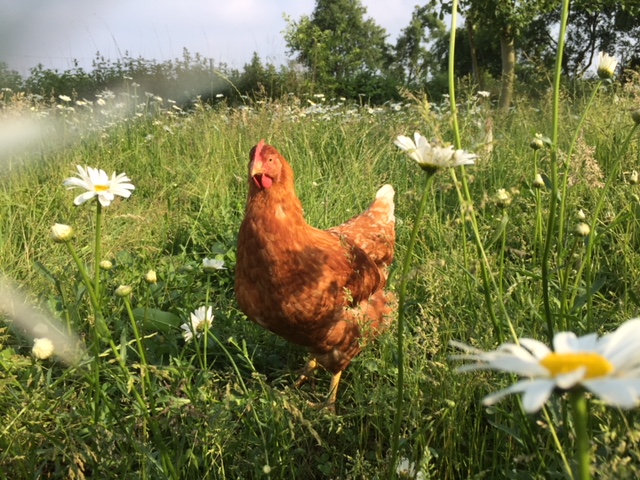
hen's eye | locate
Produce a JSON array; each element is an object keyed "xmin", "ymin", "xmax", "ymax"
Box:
[{"xmin": 268, "ymin": 157, "xmax": 273, "ymax": 162}]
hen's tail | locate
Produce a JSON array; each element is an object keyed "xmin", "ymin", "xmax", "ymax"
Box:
[{"xmin": 373, "ymin": 184, "xmax": 395, "ymax": 224}]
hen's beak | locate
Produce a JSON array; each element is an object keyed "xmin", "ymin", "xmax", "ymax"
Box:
[{"xmin": 249, "ymin": 159, "xmax": 263, "ymax": 178}]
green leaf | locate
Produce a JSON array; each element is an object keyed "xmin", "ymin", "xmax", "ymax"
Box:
[
  {"xmin": 572, "ymin": 276, "xmax": 607, "ymax": 311},
  {"xmin": 133, "ymin": 307, "xmax": 182, "ymax": 333},
  {"xmin": 485, "ymin": 213, "xmax": 509, "ymax": 249}
]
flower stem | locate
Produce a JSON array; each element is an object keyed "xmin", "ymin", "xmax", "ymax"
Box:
[
  {"xmin": 569, "ymin": 391, "xmax": 591, "ymax": 480},
  {"xmin": 389, "ymin": 170, "xmax": 435, "ymax": 478},
  {"xmin": 446, "ymin": 0, "xmax": 509, "ymax": 344},
  {"xmin": 94, "ymin": 200, "xmax": 102, "ymax": 300},
  {"xmin": 204, "ymin": 274, "xmax": 211, "ymax": 370},
  {"xmin": 64, "ymin": 241, "xmax": 109, "ymax": 338},
  {"xmin": 541, "ymin": 0, "xmax": 571, "ymax": 346},
  {"xmin": 124, "ymin": 296, "xmax": 148, "ymax": 368}
]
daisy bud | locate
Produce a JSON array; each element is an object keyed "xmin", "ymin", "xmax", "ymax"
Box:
[
  {"xmin": 533, "ymin": 174, "xmax": 545, "ymax": 189},
  {"xmin": 574, "ymin": 222, "xmax": 591, "ymax": 237},
  {"xmin": 50, "ymin": 223, "xmax": 74, "ymax": 243},
  {"xmin": 597, "ymin": 52, "xmax": 618, "ymax": 80},
  {"xmin": 630, "ymin": 170, "xmax": 639, "ymax": 185},
  {"xmin": 144, "ymin": 270, "xmax": 157, "ymax": 284},
  {"xmin": 32, "ymin": 338, "xmax": 54, "ymax": 360},
  {"xmin": 99, "ymin": 260, "xmax": 113, "ymax": 271},
  {"xmin": 631, "ymin": 109, "xmax": 640, "ymax": 125},
  {"xmin": 495, "ymin": 188, "xmax": 512, "ymax": 208},
  {"xmin": 530, "ymin": 135, "xmax": 544, "ymax": 151},
  {"xmin": 115, "ymin": 285, "xmax": 133, "ymax": 297}
]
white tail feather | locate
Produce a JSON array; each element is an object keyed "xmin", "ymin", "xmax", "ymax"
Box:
[
  {"xmin": 374, "ymin": 184, "xmax": 395, "ymax": 222},
  {"xmin": 376, "ymin": 184, "xmax": 394, "ymax": 200}
]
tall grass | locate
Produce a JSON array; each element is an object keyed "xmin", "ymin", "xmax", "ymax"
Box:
[{"xmin": 2, "ymin": 67, "xmax": 640, "ymax": 479}]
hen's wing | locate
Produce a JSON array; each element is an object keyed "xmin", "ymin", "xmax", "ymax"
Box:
[{"xmin": 328, "ymin": 184, "xmax": 396, "ymax": 273}]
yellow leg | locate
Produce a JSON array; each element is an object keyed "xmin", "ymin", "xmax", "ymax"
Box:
[{"xmin": 325, "ymin": 370, "xmax": 343, "ymax": 413}]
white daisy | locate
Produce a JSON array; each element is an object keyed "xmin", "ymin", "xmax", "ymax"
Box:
[
  {"xmin": 451, "ymin": 319, "xmax": 640, "ymax": 412},
  {"xmin": 394, "ymin": 132, "xmax": 476, "ymax": 172},
  {"xmin": 396, "ymin": 457, "xmax": 425, "ymax": 480},
  {"xmin": 597, "ymin": 52, "xmax": 618, "ymax": 80},
  {"xmin": 202, "ymin": 258, "xmax": 226, "ymax": 273},
  {"xmin": 181, "ymin": 306, "xmax": 214, "ymax": 343},
  {"xmin": 63, "ymin": 165, "xmax": 135, "ymax": 207}
]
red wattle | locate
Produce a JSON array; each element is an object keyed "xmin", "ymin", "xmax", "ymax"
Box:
[
  {"xmin": 261, "ymin": 175, "xmax": 273, "ymax": 188},
  {"xmin": 253, "ymin": 174, "xmax": 274, "ymax": 189}
]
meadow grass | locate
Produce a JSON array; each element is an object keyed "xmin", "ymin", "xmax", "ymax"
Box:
[{"xmin": 1, "ymin": 71, "xmax": 640, "ymax": 479}]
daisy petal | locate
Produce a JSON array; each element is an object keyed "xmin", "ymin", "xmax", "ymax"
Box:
[
  {"xmin": 74, "ymin": 191, "xmax": 97, "ymax": 205},
  {"xmin": 553, "ymin": 331, "xmax": 580, "ymax": 353},
  {"xmin": 393, "ymin": 135, "xmax": 415, "ymax": 152},
  {"xmin": 584, "ymin": 378, "xmax": 640, "ymax": 408},
  {"xmin": 555, "ymin": 367, "xmax": 586, "ymax": 389},
  {"xmin": 482, "ymin": 378, "xmax": 554, "ymax": 413},
  {"xmin": 575, "ymin": 332, "xmax": 599, "ymax": 352},
  {"xmin": 519, "ymin": 338, "xmax": 552, "ymax": 360},
  {"xmin": 520, "ymin": 379, "xmax": 556, "ymax": 412},
  {"xmin": 63, "ymin": 177, "xmax": 90, "ymax": 189}
]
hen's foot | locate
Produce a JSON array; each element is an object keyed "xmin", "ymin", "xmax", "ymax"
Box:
[{"xmin": 306, "ymin": 370, "xmax": 342, "ymax": 415}]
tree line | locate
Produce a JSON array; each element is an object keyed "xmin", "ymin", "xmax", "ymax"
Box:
[{"xmin": 1, "ymin": 0, "xmax": 639, "ymax": 107}]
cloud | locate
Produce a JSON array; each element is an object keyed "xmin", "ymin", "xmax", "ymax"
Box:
[{"xmin": 1, "ymin": 0, "xmax": 411, "ymax": 75}]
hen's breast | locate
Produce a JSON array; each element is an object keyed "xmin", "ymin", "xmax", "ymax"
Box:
[{"xmin": 235, "ymin": 211, "xmax": 350, "ymax": 347}]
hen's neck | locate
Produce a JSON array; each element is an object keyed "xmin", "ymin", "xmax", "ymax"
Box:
[{"xmin": 247, "ymin": 172, "xmax": 307, "ymax": 228}]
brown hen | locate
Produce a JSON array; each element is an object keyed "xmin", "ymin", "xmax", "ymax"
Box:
[{"xmin": 234, "ymin": 140, "xmax": 395, "ymax": 410}]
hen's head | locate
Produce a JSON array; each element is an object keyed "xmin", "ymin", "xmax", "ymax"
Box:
[{"xmin": 248, "ymin": 139, "xmax": 287, "ymax": 190}]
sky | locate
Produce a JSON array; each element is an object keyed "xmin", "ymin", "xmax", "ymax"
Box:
[{"xmin": 1, "ymin": 0, "xmax": 419, "ymax": 76}]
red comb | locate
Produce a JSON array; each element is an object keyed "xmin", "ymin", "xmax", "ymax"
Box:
[{"xmin": 254, "ymin": 139, "xmax": 266, "ymax": 161}]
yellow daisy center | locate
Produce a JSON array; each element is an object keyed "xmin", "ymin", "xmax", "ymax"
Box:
[
  {"xmin": 195, "ymin": 321, "xmax": 208, "ymax": 333},
  {"xmin": 540, "ymin": 352, "xmax": 613, "ymax": 379},
  {"xmin": 94, "ymin": 184, "xmax": 110, "ymax": 192}
]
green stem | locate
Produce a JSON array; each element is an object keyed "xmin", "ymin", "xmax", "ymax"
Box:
[
  {"xmin": 204, "ymin": 274, "xmax": 211, "ymax": 370},
  {"xmin": 447, "ymin": 0, "xmax": 509, "ymax": 344},
  {"xmin": 122, "ymin": 295, "xmax": 150, "ymax": 477},
  {"xmin": 448, "ymin": 0, "xmax": 462, "ymax": 149},
  {"xmin": 124, "ymin": 296, "xmax": 148, "ymax": 368},
  {"xmin": 64, "ymin": 241, "xmax": 110, "ymax": 340},
  {"xmin": 94, "ymin": 200, "xmax": 102, "ymax": 300},
  {"xmin": 65, "ymin": 238, "xmax": 105, "ymax": 423},
  {"xmin": 389, "ymin": 170, "xmax": 435, "ymax": 478},
  {"xmin": 556, "ymin": 81, "xmax": 603, "ymax": 249},
  {"xmin": 542, "ymin": 406, "xmax": 574, "ymax": 480},
  {"xmin": 65, "ymin": 241, "xmax": 99, "ymax": 315},
  {"xmin": 569, "ymin": 391, "xmax": 590, "ymax": 480},
  {"xmin": 541, "ymin": 0, "xmax": 571, "ymax": 346}
]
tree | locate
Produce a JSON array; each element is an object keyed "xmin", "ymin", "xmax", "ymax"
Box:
[
  {"xmin": 555, "ymin": 0, "xmax": 640, "ymax": 77},
  {"xmin": 435, "ymin": 0, "xmax": 555, "ymax": 109},
  {"xmin": 0, "ymin": 62, "xmax": 22, "ymax": 91},
  {"xmin": 284, "ymin": 0, "xmax": 391, "ymax": 97},
  {"xmin": 390, "ymin": 3, "xmax": 445, "ymax": 88}
]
